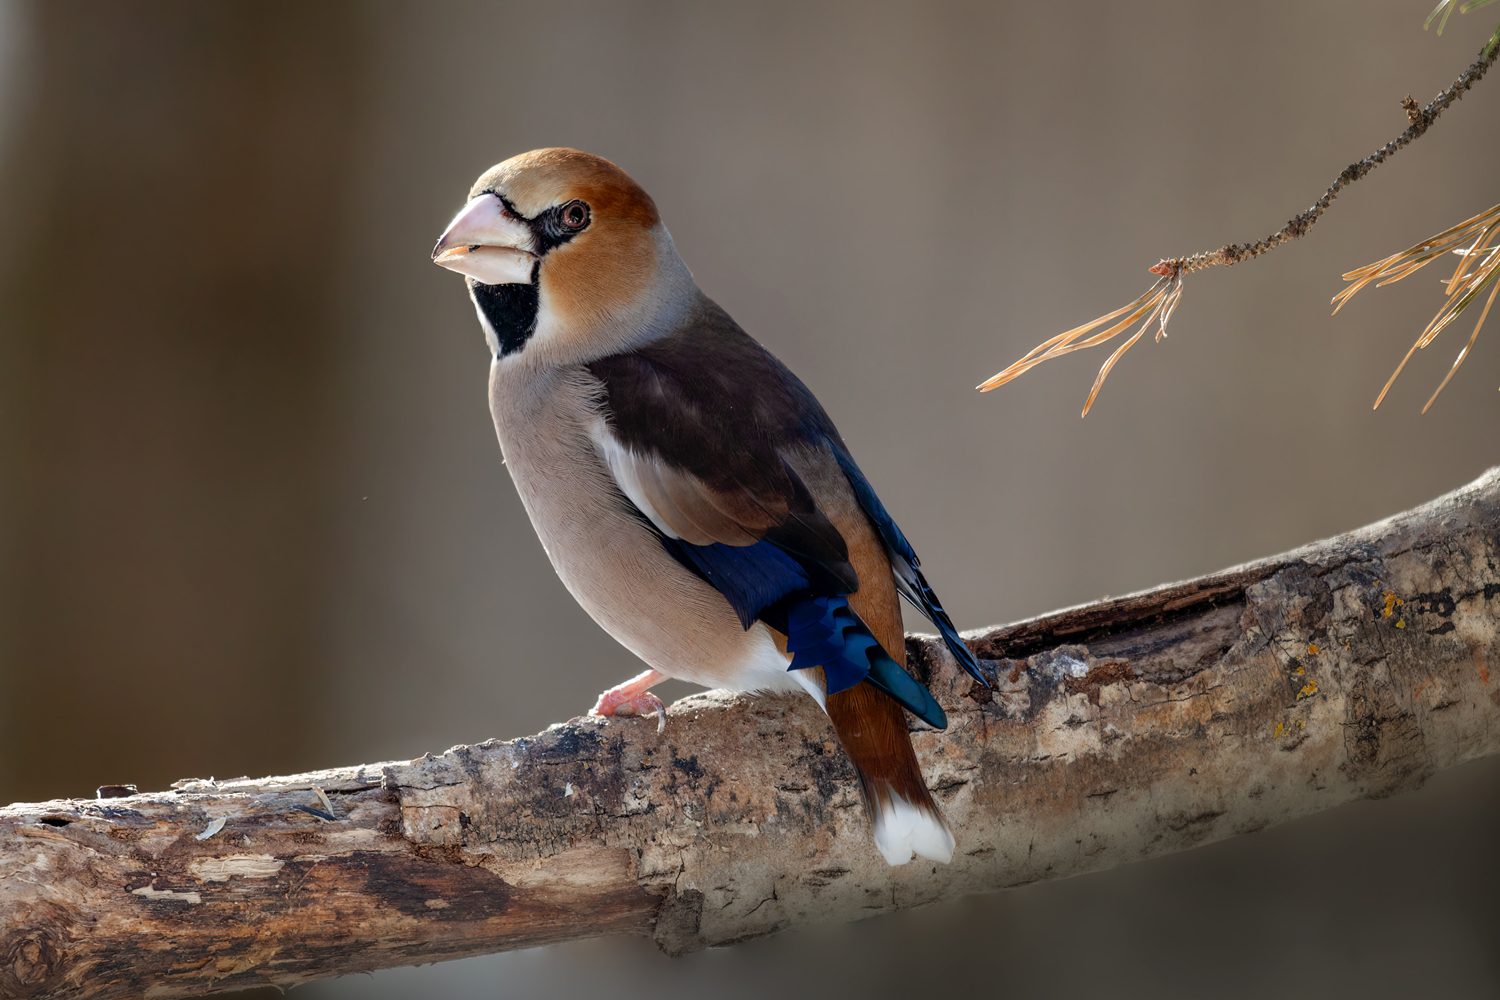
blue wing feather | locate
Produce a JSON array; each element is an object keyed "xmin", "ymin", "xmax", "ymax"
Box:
[
  {"xmin": 657, "ymin": 537, "xmax": 809, "ymax": 631},
  {"xmin": 782, "ymin": 594, "xmax": 947, "ymax": 727},
  {"xmin": 654, "ymin": 517, "xmax": 948, "ymax": 725},
  {"xmin": 649, "ymin": 503, "xmax": 957, "ymax": 728},
  {"xmin": 784, "ymin": 595, "xmax": 876, "ymax": 693}
]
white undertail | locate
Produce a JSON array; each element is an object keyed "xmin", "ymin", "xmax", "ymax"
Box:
[{"xmin": 871, "ymin": 795, "xmax": 955, "ymax": 866}]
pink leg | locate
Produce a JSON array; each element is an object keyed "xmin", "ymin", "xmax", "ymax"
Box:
[{"xmin": 591, "ymin": 669, "xmax": 668, "ymax": 732}]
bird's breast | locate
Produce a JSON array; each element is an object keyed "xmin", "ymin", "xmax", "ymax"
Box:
[{"xmin": 486, "ymin": 360, "xmax": 802, "ymax": 696}]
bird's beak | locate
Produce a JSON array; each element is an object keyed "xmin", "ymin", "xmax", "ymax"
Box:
[{"xmin": 431, "ymin": 194, "xmax": 537, "ymax": 284}]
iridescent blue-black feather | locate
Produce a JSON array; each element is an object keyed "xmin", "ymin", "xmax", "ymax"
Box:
[
  {"xmin": 651, "ymin": 527, "xmax": 951, "ymax": 726},
  {"xmin": 778, "ymin": 595, "xmax": 946, "ymax": 725}
]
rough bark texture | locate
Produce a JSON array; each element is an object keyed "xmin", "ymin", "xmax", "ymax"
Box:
[{"xmin": 2, "ymin": 470, "xmax": 1498, "ymax": 999}]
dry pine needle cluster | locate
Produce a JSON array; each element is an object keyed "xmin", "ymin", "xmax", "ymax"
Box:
[
  {"xmin": 1334, "ymin": 201, "xmax": 1500, "ymax": 412},
  {"xmin": 981, "ymin": 21, "xmax": 1499, "ymax": 417}
]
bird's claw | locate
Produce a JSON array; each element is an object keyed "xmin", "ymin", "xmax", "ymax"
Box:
[{"xmin": 590, "ymin": 691, "xmax": 667, "ymax": 733}]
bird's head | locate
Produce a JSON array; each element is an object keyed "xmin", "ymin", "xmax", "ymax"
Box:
[{"xmin": 433, "ymin": 148, "xmax": 690, "ymax": 363}]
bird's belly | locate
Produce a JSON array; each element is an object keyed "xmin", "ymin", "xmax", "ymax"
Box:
[{"xmin": 489, "ymin": 365, "xmax": 800, "ymax": 695}]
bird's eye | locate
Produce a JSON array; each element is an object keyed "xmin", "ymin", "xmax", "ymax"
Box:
[{"xmin": 560, "ymin": 201, "xmax": 589, "ymax": 230}]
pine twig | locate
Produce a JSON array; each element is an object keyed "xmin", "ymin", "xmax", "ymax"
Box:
[{"xmin": 980, "ymin": 31, "xmax": 1500, "ymax": 416}]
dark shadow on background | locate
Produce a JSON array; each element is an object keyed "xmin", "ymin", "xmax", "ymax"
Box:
[{"xmin": 0, "ymin": 0, "xmax": 366, "ymax": 805}]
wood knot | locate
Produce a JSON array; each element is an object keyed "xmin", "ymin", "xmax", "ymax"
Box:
[
  {"xmin": 1401, "ymin": 95, "xmax": 1422, "ymax": 124},
  {"xmin": 1, "ymin": 915, "xmax": 68, "ymax": 997}
]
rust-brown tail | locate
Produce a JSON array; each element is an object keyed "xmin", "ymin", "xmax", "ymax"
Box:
[
  {"xmin": 818, "ymin": 487, "xmax": 954, "ymax": 864},
  {"xmin": 826, "ymin": 681, "xmax": 954, "ymax": 865}
]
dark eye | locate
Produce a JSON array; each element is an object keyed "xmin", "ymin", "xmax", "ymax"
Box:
[{"xmin": 560, "ymin": 200, "xmax": 589, "ymax": 230}]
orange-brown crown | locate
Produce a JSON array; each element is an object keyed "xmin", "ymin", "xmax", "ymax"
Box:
[{"xmin": 469, "ymin": 148, "xmax": 659, "ymax": 229}]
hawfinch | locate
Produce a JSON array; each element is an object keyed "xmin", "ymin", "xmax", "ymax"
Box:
[{"xmin": 432, "ymin": 148, "xmax": 986, "ymax": 866}]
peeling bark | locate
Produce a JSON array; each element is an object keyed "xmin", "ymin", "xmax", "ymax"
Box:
[{"xmin": 2, "ymin": 469, "xmax": 1498, "ymax": 999}]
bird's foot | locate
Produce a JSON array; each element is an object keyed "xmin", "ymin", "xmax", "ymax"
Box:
[
  {"xmin": 590, "ymin": 669, "xmax": 668, "ymax": 733},
  {"xmin": 595, "ymin": 692, "xmax": 666, "ymax": 733}
]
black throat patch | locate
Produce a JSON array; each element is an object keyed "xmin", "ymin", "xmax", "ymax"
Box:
[{"xmin": 470, "ymin": 260, "xmax": 541, "ymax": 357}]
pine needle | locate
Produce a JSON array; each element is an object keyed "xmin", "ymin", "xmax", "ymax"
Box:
[
  {"xmin": 1333, "ymin": 202, "xmax": 1500, "ymax": 410},
  {"xmin": 977, "ymin": 266, "xmax": 1185, "ymax": 417},
  {"xmin": 977, "ymin": 26, "xmax": 1498, "ymax": 418},
  {"xmin": 1427, "ymin": 0, "xmax": 1500, "ymax": 36}
]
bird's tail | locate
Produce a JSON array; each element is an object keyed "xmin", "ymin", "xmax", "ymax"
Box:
[{"xmin": 826, "ymin": 681, "xmax": 954, "ymax": 866}]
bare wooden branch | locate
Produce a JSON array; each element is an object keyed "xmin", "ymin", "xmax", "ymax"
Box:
[{"xmin": 3, "ymin": 469, "xmax": 1498, "ymax": 999}]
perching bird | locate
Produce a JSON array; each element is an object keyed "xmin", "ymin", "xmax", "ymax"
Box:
[{"xmin": 431, "ymin": 148, "xmax": 986, "ymax": 865}]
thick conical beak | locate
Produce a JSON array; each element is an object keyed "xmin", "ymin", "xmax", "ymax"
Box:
[{"xmin": 431, "ymin": 194, "xmax": 537, "ymax": 285}]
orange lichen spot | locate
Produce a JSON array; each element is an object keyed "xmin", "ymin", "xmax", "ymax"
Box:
[
  {"xmin": 1297, "ymin": 680, "xmax": 1319, "ymax": 699},
  {"xmin": 1274, "ymin": 722, "xmax": 1284, "ymax": 738},
  {"xmin": 1308, "ymin": 643, "xmax": 1320, "ymax": 655},
  {"xmin": 1396, "ymin": 619, "xmax": 1406, "ymax": 629},
  {"xmin": 1382, "ymin": 591, "xmax": 1404, "ymax": 618}
]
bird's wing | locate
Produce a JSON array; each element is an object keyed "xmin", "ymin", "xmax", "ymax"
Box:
[
  {"xmin": 584, "ymin": 303, "xmax": 946, "ymax": 724},
  {"xmin": 588, "ymin": 416, "xmax": 856, "ymax": 620},
  {"xmin": 584, "ymin": 311, "xmax": 857, "ymax": 628}
]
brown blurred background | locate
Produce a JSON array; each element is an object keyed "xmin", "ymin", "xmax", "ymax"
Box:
[{"xmin": 1, "ymin": 1, "xmax": 1497, "ymax": 997}]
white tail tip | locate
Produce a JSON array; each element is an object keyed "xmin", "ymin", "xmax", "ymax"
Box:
[{"xmin": 871, "ymin": 795, "xmax": 954, "ymax": 866}]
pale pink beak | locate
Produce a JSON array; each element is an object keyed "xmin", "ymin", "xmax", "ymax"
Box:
[{"xmin": 431, "ymin": 194, "xmax": 537, "ymax": 285}]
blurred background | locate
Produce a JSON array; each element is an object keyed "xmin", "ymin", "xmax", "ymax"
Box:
[{"xmin": 1, "ymin": 1, "xmax": 1497, "ymax": 997}]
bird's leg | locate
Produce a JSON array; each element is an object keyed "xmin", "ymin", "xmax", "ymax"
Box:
[{"xmin": 590, "ymin": 668, "xmax": 668, "ymax": 732}]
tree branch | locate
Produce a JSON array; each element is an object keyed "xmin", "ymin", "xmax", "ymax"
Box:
[{"xmin": 3, "ymin": 470, "xmax": 1498, "ymax": 999}]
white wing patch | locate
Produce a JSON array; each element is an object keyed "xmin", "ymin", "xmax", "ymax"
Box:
[{"xmin": 586, "ymin": 417, "xmax": 679, "ymax": 538}]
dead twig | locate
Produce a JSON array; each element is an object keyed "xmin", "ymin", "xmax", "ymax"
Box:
[{"xmin": 980, "ymin": 31, "xmax": 1499, "ymax": 416}]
